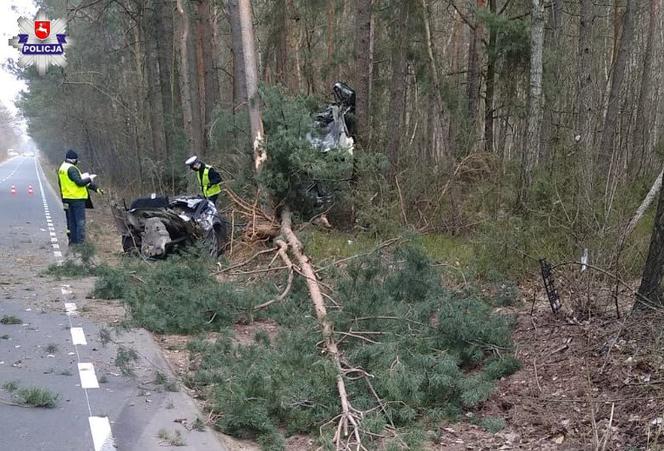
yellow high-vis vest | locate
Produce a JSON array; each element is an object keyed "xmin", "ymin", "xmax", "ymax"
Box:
[
  {"xmin": 58, "ymin": 162, "xmax": 88, "ymax": 200},
  {"xmin": 198, "ymin": 165, "xmax": 222, "ymax": 198}
]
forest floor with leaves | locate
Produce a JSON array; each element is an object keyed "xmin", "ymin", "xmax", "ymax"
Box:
[
  {"xmin": 436, "ymin": 284, "xmax": 664, "ymax": 450},
  {"xmin": 69, "ymin": 204, "xmax": 664, "ymax": 450}
]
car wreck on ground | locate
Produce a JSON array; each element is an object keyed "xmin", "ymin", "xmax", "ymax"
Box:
[
  {"xmin": 111, "ymin": 83, "xmax": 354, "ymax": 258},
  {"xmin": 111, "ymin": 195, "xmax": 228, "ymax": 258}
]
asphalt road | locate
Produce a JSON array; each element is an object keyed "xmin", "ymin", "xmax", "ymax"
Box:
[{"xmin": 0, "ymin": 156, "xmax": 228, "ymax": 451}]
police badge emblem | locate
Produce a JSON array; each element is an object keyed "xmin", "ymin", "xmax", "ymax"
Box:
[{"xmin": 8, "ymin": 10, "xmax": 69, "ymax": 75}]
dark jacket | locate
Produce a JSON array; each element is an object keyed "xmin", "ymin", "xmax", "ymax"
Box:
[{"xmin": 67, "ymin": 166, "xmax": 100, "ymax": 192}]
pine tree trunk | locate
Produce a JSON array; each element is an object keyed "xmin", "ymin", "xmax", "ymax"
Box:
[
  {"xmin": 421, "ymin": 0, "xmax": 446, "ymax": 139},
  {"xmin": 637, "ymin": 173, "xmax": 664, "ymax": 309},
  {"xmin": 484, "ymin": 0, "xmax": 497, "ymax": 154},
  {"xmin": 194, "ymin": 0, "xmax": 219, "ymax": 153},
  {"xmin": 280, "ymin": 207, "xmax": 362, "ymax": 447},
  {"xmin": 326, "ymin": 0, "xmax": 335, "ymax": 86},
  {"xmin": 576, "ymin": 0, "xmax": 594, "ymax": 209},
  {"xmin": 146, "ymin": 40, "xmax": 166, "ymax": 164},
  {"xmin": 354, "ymin": 0, "xmax": 372, "ymax": 146},
  {"xmin": 194, "ymin": 0, "xmax": 207, "ymax": 153},
  {"xmin": 518, "ymin": 0, "xmax": 544, "ymax": 207},
  {"xmin": 386, "ymin": 4, "xmax": 409, "ymax": 173},
  {"xmin": 154, "ymin": 0, "xmax": 176, "ymax": 176},
  {"xmin": 227, "ymin": 0, "xmax": 248, "ymax": 110},
  {"xmin": 551, "ymin": 0, "xmax": 563, "ymax": 38},
  {"xmin": 292, "ymin": 0, "xmax": 306, "ymax": 94},
  {"xmin": 624, "ymin": 169, "xmax": 664, "ymax": 241},
  {"xmin": 599, "ymin": 0, "xmax": 634, "ymax": 165},
  {"xmin": 466, "ymin": 0, "xmax": 485, "ymax": 132},
  {"xmin": 131, "ymin": 11, "xmax": 151, "ymax": 180},
  {"xmin": 275, "ymin": 0, "xmax": 289, "ymax": 88},
  {"xmin": 634, "ymin": 0, "xmax": 658, "ymax": 168},
  {"xmin": 236, "ymin": 0, "xmax": 266, "ymax": 171},
  {"xmin": 176, "ymin": 0, "xmax": 201, "ymax": 154}
]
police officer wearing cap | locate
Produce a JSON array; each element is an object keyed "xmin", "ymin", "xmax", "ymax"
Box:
[
  {"xmin": 185, "ymin": 156, "xmax": 222, "ymax": 205},
  {"xmin": 58, "ymin": 149, "xmax": 102, "ymax": 245}
]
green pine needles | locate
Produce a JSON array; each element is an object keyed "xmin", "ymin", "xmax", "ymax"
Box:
[
  {"xmin": 96, "ymin": 244, "xmax": 519, "ymax": 448},
  {"xmin": 184, "ymin": 245, "xmax": 520, "ymax": 448},
  {"xmin": 93, "ymin": 252, "xmax": 272, "ymax": 333}
]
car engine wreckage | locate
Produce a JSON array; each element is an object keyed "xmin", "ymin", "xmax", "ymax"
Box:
[{"xmin": 111, "ymin": 195, "xmax": 229, "ymax": 258}]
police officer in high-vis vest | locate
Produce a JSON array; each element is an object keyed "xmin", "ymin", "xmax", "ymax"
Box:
[
  {"xmin": 185, "ymin": 156, "xmax": 222, "ymax": 205},
  {"xmin": 58, "ymin": 149, "xmax": 101, "ymax": 245}
]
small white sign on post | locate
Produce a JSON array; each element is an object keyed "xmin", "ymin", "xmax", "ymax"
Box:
[{"xmin": 581, "ymin": 248, "xmax": 588, "ymax": 272}]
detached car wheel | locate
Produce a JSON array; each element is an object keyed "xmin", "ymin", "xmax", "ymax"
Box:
[
  {"xmin": 205, "ymin": 222, "xmax": 229, "ymax": 257},
  {"xmin": 122, "ymin": 234, "xmax": 141, "ymax": 253}
]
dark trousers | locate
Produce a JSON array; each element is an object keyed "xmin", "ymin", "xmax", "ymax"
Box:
[
  {"xmin": 208, "ymin": 194, "xmax": 219, "ymax": 206},
  {"xmin": 64, "ymin": 200, "xmax": 86, "ymax": 245}
]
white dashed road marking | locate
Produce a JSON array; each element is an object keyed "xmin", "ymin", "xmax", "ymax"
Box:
[
  {"xmin": 89, "ymin": 417, "xmax": 115, "ymax": 451},
  {"xmin": 34, "ymin": 158, "xmax": 63, "ymax": 263},
  {"xmin": 64, "ymin": 302, "xmax": 77, "ymax": 315},
  {"xmin": 32, "ymin": 158, "xmax": 116, "ymax": 449},
  {"xmin": 78, "ymin": 362, "xmax": 100, "ymax": 389},
  {"xmin": 70, "ymin": 327, "xmax": 88, "ymax": 346}
]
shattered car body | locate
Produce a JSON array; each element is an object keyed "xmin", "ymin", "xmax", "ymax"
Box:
[
  {"xmin": 303, "ymin": 82, "xmax": 356, "ymax": 208},
  {"xmin": 111, "ymin": 195, "xmax": 228, "ymax": 258},
  {"xmin": 306, "ymin": 82, "xmax": 356, "ymax": 154}
]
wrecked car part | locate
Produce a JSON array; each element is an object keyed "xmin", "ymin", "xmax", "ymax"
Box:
[
  {"xmin": 303, "ymin": 82, "xmax": 356, "ymax": 209},
  {"xmin": 112, "ymin": 195, "xmax": 228, "ymax": 258},
  {"xmin": 539, "ymin": 258, "xmax": 561, "ymax": 314}
]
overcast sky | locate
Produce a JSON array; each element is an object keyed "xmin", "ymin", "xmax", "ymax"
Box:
[{"xmin": 1, "ymin": 0, "xmax": 38, "ymax": 116}]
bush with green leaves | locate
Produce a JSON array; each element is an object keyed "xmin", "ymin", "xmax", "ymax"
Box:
[{"xmin": 187, "ymin": 244, "xmax": 520, "ymax": 448}]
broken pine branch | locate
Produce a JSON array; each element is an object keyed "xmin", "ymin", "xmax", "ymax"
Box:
[
  {"xmin": 254, "ymin": 239, "xmax": 294, "ymax": 310},
  {"xmin": 315, "ymin": 237, "xmax": 403, "ymax": 274},
  {"xmin": 215, "ymin": 246, "xmax": 277, "ymax": 273},
  {"xmin": 280, "ymin": 206, "xmax": 364, "ymax": 450}
]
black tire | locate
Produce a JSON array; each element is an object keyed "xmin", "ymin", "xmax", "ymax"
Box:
[
  {"xmin": 122, "ymin": 234, "xmax": 141, "ymax": 253},
  {"xmin": 204, "ymin": 228, "xmax": 220, "ymax": 257},
  {"xmin": 216, "ymin": 218, "xmax": 230, "ymax": 251},
  {"xmin": 204, "ymin": 222, "xmax": 229, "ymax": 257}
]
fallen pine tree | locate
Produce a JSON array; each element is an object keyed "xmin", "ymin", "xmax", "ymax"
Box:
[
  {"xmin": 93, "ymin": 89, "xmax": 521, "ymax": 449},
  {"xmin": 180, "ymin": 238, "xmax": 519, "ymax": 449},
  {"xmin": 94, "ymin": 230, "xmax": 520, "ymax": 449}
]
